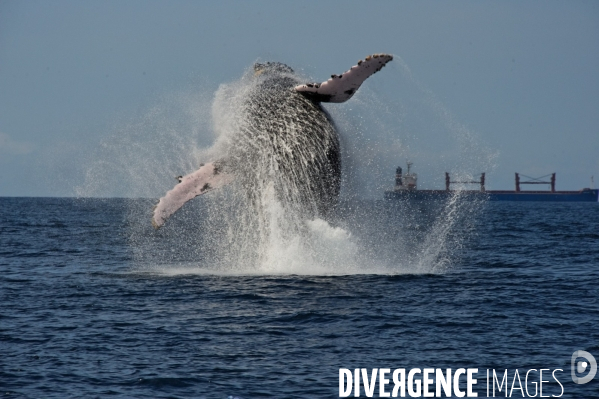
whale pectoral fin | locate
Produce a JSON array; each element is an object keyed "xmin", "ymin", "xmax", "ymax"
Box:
[
  {"xmin": 295, "ymin": 53, "xmax": 393, "ymax": 103},
  {"xmin": 151, "ymin": 161, "xmax": 234, "ymax": 229}
]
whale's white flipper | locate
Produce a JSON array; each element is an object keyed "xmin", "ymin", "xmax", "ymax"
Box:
[
  {"xmin": 152, "ymin": 162, "xmax": 233, "ymax": 229},
  {"xmin": 295, "ymin": 53, "xmax": 393, "ymax": 103}
]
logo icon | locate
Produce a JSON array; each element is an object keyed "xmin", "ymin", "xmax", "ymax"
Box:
[{"xmin": 571, "ymin": 350, "xmax": 597, "ymax": 384}]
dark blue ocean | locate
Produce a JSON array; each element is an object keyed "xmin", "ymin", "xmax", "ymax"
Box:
[{"xmin": 1, "ymin": 197, "xmax": 598, "ymax": 398}]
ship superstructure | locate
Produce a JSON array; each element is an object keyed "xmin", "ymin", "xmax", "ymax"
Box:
[{"xmin": 394, "ymin": 161, "xmax": 417, "ymax": 191}]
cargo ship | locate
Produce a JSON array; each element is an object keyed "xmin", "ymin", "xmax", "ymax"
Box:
[{"xmin": 384, "ymin": 163, "xmax": 598, "ymax": 202}]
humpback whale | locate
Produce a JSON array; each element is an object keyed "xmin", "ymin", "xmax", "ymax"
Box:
[{"xmin": 152, "ymin": 53, "xmax": 393, "ymax": 229}]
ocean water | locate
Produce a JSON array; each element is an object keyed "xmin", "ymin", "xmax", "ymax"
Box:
[{"xmin": 1, "ymin": 197, "xmax": 598, "ymax": 398}]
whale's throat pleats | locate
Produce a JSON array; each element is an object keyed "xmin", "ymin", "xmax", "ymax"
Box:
[{"xmin": 230, "ymin": 75, "xmax": 341, "ymax": 223}]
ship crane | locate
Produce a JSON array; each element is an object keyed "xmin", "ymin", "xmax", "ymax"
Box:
[{"xmin": 515, "ymin": 173, "xmax": 555, "ymax": 192}]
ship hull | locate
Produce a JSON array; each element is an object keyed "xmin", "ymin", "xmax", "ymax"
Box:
[{"xmin": 384, "ymin": 189, "xmax": 599, "ymax": 202}]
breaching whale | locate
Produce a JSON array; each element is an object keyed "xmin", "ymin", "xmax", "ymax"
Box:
[{"xmin": 152, "ymin": 53, "xmax": 393, "ymax": 229}]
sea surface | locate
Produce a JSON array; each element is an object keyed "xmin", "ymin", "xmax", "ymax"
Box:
[{"xmin": 1, "ymin": 197, "xmax": 598, "ymax": 398}]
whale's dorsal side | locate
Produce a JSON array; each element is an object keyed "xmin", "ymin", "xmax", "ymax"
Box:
[
  {"xmin": 295, "ymin": 54, "xmax": 393, "ymax": 103},
  {"xmin": 152, "ymin": 161, "xmax": 233, "ymax": 229}
]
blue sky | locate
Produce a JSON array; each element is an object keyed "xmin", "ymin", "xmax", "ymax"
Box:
[{"xmin": 1, "ymin": 1, "xmax": 598, "ymax": 196}]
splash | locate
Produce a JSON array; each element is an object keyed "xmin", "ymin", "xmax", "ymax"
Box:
[{"xmin": 77, "ymin": 57, "xmax": 494, "ymax": 275}]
